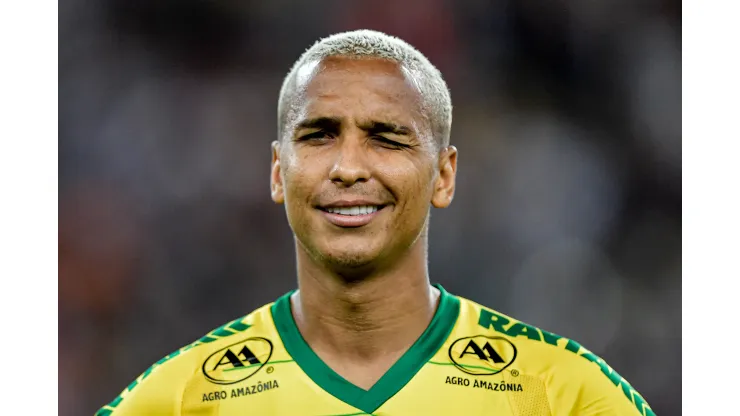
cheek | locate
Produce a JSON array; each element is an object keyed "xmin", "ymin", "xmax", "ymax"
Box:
[
  {"xmin": 282, "ymin": 152, "xmax": 326, "ymax": 212},
  {"xmin": 282, "ymin": 162, "xmax": 309, "ymax": 207},
  {"xmin": 375, "ymin": 157, "xmax": 434, "ymax": 212}
]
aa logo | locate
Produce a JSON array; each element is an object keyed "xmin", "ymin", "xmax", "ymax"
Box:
[
  {"xmin": 448, "ymin": 335, "xmax": 517, "ymax": 376},
  {"xmin": 202, "ymin": 337, "xmax": 273, "ymax": 385}
]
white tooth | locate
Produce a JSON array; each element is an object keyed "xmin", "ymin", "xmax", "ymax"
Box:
[{"xmin": 326, "ymin": 206, "xmax": 380, "ymax": 215}]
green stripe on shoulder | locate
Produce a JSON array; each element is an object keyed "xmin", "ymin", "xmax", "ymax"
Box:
[
  {"xmin": 477, "ymin": 307, "xmax": 655, "ymax": 416},
  {"xmin": 94, "ymin": 314, "xmax": 254, "ymax": 415},
  {"xmin": 199, "ymin": 317, "xmax": 253, "ymax": 343},
  {"xmin": 93, "ymin": 408, "xmax": 113, "ymax": 416}
]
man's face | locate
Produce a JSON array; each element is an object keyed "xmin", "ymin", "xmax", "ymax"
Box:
[{"xmin": 271, "ymin": 57, "xmax": 457, "ymax": 273}]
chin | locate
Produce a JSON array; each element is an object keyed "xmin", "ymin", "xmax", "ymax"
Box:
[
  {"xmin": 298, "ymin": 233, "xmax": 392, "ymax": 276},
  {"xmin": 311, "ymin": 243, "xmax": 387, "ymax": 278},
  {"xmin": 322, "ymin": 248, "xmax": 378, "ymax": 269}
]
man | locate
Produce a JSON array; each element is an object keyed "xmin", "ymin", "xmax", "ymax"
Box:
[{"xmin": 96, "ymin": 30, "xmax": 653, "ymax": 416}]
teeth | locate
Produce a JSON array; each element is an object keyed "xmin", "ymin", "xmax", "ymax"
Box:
[{"xmin": 327, "ymin": 205, "xmax": 380, "ymax": 216}]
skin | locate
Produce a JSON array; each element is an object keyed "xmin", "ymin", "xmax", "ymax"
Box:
[{"xmin": 270, "ymin": 56, "xmax": 458, "ymax": 389}]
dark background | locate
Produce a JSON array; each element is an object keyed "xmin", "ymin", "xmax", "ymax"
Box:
[{"xmin": 59, "ymin": 0, "xmax": 681, "ymax": 414}]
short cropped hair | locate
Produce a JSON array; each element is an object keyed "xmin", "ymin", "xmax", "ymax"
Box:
[{"xmin": 277, "ymin": 30, "xmax": 452, "ymax": 147}]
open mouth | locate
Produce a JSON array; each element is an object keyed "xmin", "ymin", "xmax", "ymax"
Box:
[
  {"xmin": 317, "ymin": 204, "xmax": 389, "ymax": 227},
  {"xmin": 319, "ymin": 205, "xmax": 386, "ymax": 216}
]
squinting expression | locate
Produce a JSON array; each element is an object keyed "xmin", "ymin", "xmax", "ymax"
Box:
[{"xmin": 271, "ymin": 57, "xmax": 457, "ymax": 273}]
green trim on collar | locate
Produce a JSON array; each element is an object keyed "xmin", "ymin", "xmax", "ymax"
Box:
[{"xmin": 271, "ymin": 284, "xmax": 460, "ymax": 414}]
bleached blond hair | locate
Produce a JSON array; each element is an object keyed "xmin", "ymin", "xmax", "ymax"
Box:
[{"xmin": 277, "ymin": 30, "xmax": 452, "ymax": 147}]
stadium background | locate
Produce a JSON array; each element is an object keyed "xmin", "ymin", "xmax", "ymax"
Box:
[{"xmin": 59, "ymin": 1, "xmax": 681, "ymax": 414}]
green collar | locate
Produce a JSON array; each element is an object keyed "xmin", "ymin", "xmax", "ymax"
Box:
[{"xmin": 271, "ymin": 283, "xmax": 459, "ymax": 414}]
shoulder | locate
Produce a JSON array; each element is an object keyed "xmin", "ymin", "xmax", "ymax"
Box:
[
  {"xmin": 95, "ymin": 302, "xmax": 277, "ymax": 416},
  {"xmin": 452, "ymin": 295, "xmax": 654, "ymax": 416}
]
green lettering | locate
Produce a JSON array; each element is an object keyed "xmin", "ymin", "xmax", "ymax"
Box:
[
  {"xmin": 580, "ymin": 352, "xmax": 617, "ymax": 384},
  {"xmin": 599, "ymin": 365, "xmax": 619, "ymax": 384},
  {"xmin": 582, "ymin": 352, "xmax": 607, "ymax": 374},
  {"xmin": 477, "ymin": 308, "xmax": 653, "ymax": 416},
  {"xmin": 580, "ymin": 351, "xmax": 598, "ymax": 363},
  {"xmin": 581, "ymin": 351, "xmax": 655, "ymax": 415},
  {"xmin": 506, "ymin": 323, "xmax": 542, "ymax": 341},
  {"xmin": 478, "ymin": 309, "xmax": 510, "ymax": 334},
  {"xmin": 565, "ymin": 338, "xmax": 582, "ymax": 353},
  {"xmin": 540, "ymin": 328, "xmax": 562, "ymax": 346}
]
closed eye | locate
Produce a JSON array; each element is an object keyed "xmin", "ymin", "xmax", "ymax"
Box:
[
  {"xmin": 372, "ymin": 136, "xmax": 410, "ymax": 149},
  {"xmin": 296, "ymin": 131, "xmax": 333, "ymax": 142}
]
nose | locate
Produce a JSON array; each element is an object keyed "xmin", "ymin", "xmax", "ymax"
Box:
[{"xmin": 329, "ymin": 134, "xmax": 371, "ymax": 186}]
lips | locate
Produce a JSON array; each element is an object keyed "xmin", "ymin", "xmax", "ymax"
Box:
[
  {"xmin": 324, "ymin": 205, "xmax": 382, "ymax": 216},
  {"xmin": 317, "ymin": 203, "xmax": 388, "ymax": 228}
]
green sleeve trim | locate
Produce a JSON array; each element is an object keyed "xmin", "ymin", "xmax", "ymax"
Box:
[
  {"xmin": 477, "ymin": 307, "xmax": 655, "ymax": 416},
  {"xmin": 94, "ymin": 315, "xmax": 253, "ymax": 415}
]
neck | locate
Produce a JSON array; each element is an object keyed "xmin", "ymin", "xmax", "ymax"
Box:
[{"xmin": 290, "ymin": 236, "xmax": 440, "ymax": 386}]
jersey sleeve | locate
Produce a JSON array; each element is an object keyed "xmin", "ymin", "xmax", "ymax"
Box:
[
  {"xmin": 94, "ymin": 347, "xmax": 196, "ymax": 416},
  {"xmin": 568, "ymin": 350, "xmax": 654, "ymax": 416}
]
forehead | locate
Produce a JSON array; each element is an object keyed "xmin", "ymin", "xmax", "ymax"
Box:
[{"xmin": 294, "ymin": 57, "xmax": 427, "ymax": 130}]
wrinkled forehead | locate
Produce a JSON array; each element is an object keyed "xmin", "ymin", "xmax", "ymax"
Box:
[{"xmin": 290, "ymin": 57, "xmax": 429, "ymax": 132}]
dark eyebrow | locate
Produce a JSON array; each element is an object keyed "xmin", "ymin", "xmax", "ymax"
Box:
[
  {"xmin": 295, "ymin": 117, "xmax": 342, "ymax": 132},
  {"xmin": 295, "ymin": 117, "xmax": 412, "ymax": 136},
  {"xmin": 358, "ymin": 120, "xmax": 412, "ymax": 136}
]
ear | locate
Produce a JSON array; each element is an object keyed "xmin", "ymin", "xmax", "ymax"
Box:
[
  {"xmin": 270, "ymin": 141, "xmax": 285, "ymax": 204},
  {"xmin": 431, "ymin": 145, "xmax": 457, "ymax": 209}
]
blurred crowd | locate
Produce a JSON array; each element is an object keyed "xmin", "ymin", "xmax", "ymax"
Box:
[{"xmin": 59, "ymin": 0, "xmax": 681, "ymax": 414}]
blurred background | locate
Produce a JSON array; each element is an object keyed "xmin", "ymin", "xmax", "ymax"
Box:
[{"xmin": 59, "ymin": 0, "xmax": 681, "ymax": 414}]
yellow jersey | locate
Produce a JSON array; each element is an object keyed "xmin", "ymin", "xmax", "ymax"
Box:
[{"xmin": 95, "ymin": 285, "xmax": 653, "ymax": 416}]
